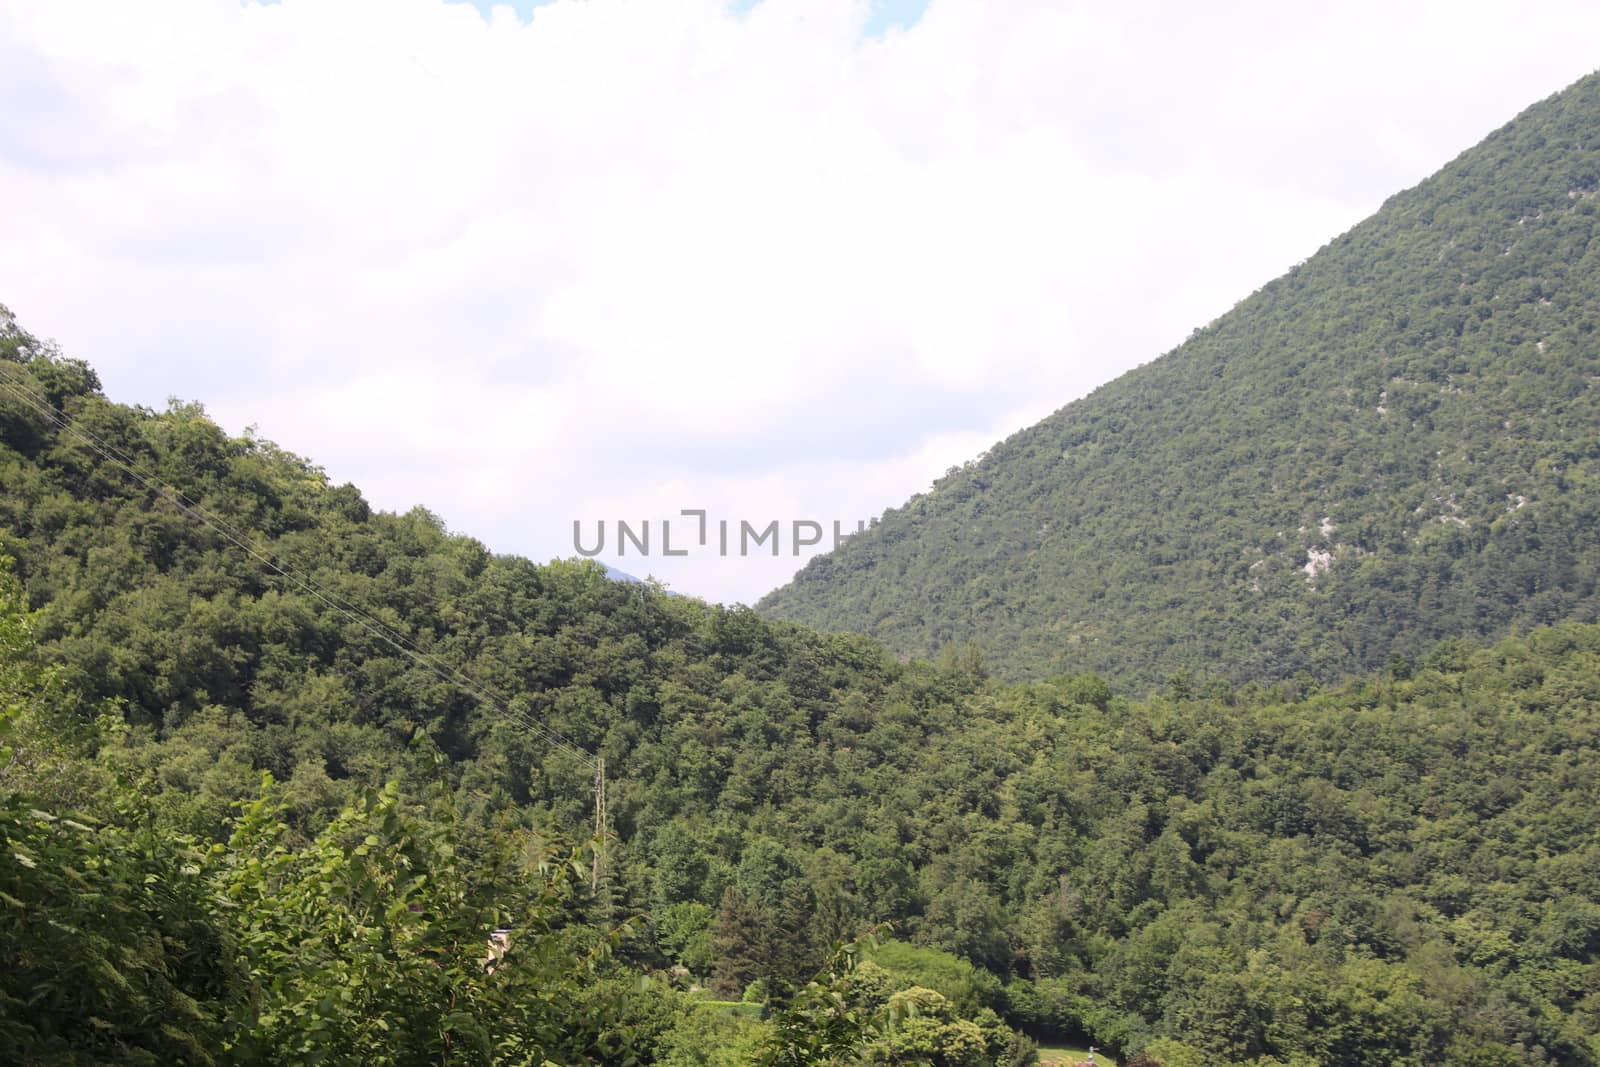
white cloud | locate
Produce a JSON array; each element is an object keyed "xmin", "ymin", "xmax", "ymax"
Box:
[{"xmin": 3, "ymin": 0, "xmax": 1598, "ymax": 603}]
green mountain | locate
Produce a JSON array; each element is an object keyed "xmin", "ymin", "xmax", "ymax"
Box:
[
  {"xmin": 4, "ymin": 307, "xmax": 1600, "ymax": 1064},
  {"xmin": 760, "ymin": 72, "xmax": 1600, "ymax": 689}
]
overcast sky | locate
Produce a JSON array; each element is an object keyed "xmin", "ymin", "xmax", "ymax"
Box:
[{"xmin": 4, "ymin": 0, "xmax": 1599, "ymax": 605}]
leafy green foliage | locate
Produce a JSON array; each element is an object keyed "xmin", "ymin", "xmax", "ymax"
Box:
[
  {"xmin": 865, "ymin": 941, "xmax": 1002, "ymax": 1017},
  {"xmin": 653, "ymin": 994, "xmax": 768, "ymax": 1065},
  {"xmin": 0, "ymin": 795, "xmax": 236, "ymax": 1066},
  {"xmin": 759, "ymin": 935, "xmax": 890, "ymax": 1067},
  {"xmin": 218, "ymin": 776, "xmax": 640, "ymax": 1065},
  {"xmin": 6, "ymin": 264, "xmax": 1600, "ymax": 1065},
  {"xmin": 0, "ymin": 566, "xmax": 657, "ymax": 1065},
  {"xmin": 761, "ymin": 72, "xmax": 1600, "ymax": 691},
  {"xmin": 0, "ymin": 559, "xmax": 236, "ymax": 1065}
]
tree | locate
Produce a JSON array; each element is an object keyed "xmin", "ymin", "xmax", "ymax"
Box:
[{"xmin": 711, "ymin": 887, "xmax": 764, "ymax": 999}]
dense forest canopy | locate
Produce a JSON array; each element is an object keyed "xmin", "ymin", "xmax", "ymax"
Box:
[
  {"xmin": 760, "ymin": 71, "xmax": 1600, "ymax": 691},
  {"xmin": 3, "ymin": 304, "xmax": 1600, "ymax": 1065}
]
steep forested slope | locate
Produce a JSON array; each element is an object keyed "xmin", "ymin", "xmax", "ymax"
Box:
[
  {"xmin": 3, "ymin": 310, "xmax": 1600, "ymax": 1065},
  {"xmin": 761, "ymin": 71, "xmax": 1600, "ymax": 689}
]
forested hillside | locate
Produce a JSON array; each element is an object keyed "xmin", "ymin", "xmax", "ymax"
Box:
[
  {"xmin": 3, "ymin": 311, "xmax": 1600, "ymax": 1065},
  {"xmin": 760, "ymin": 71, "xmax": 1600, "ymax": 690}
]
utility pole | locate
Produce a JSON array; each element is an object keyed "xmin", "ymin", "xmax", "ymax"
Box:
[{"xmin": 592, "ymin": 755, "xmax": 608, "ymax": 894}]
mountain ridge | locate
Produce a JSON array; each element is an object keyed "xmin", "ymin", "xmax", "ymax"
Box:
[{"xmin": 759, "ymin": 70, "xmax": 1600, "ymax": 689}]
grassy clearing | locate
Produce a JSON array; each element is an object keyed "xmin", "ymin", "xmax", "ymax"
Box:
[{"xmin": 1037, "ymin": 1045, "xmax": 1117, "ymax": 1066}]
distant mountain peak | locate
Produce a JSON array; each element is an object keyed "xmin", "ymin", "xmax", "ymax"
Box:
[{"xmin": 759, "ymin": 71, "xmax": 1600, "ymax": 689}]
